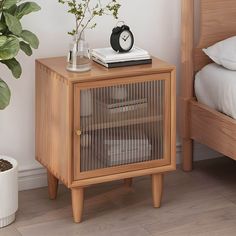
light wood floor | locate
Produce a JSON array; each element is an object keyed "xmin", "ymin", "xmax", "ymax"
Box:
[{"xmin": 1, "ymin": 157, "xmax": 236, "ymax": 236}]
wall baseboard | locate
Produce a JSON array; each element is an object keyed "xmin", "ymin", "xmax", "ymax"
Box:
[
  {"xmin": 18, "ymin": 143, "xmax": 222, "ymax": 191},
  {"xmin": 19, "ymin": 167, "xmax": 47, "ymax": 191}
]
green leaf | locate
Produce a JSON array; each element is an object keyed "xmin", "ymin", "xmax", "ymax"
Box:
[
  {"xmin": 6, "ymin": 4, "xmax": 17, "ymax": 15},
  {"xmin": 20, "ymin": 30, "xmax": 39, "ymax": 49},
  {"xmin": 1, "ymin": 58, "xmax": 22, "ymax": 78},
  {"xmin": 20, "ymin": 41, "xmax": 32, "ymax": 56},
  {"xmin": 3, "ymin": 12, "xmax": 22, "ymax": 35},
  {"xmin": 15, "ymin": 2, "xmax": 41, "ymax": 19},
  {"xmin": 0, "ymin": 22, "xmax": 6, "ymax": 32},
  {"xmin": 3, "ymin": 0, "xmax": 17, "ymax": 10},
  {"xmin": 0, "ymin": 78, "xmax": 11, "ymax": 110},
  {"xmin": 0, "ymin": 36, "xmax": 7, "ymax": 47},
  {"xmin": 0, "ymin": 36, "xmax": 20, "ymax": 60}
]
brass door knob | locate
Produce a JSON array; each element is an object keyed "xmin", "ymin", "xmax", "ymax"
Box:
[{"xmin": 76, "ymin": 130, "xmax": 82, "ymax": 136}]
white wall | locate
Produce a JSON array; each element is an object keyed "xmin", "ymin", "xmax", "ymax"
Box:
[{"xmin": 0, "ymin": 0, "xmax": 220, "ymax": 190}]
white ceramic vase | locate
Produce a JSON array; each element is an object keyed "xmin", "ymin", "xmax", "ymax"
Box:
[{"xmin": 0, "ymin": 156, "xmax": 18, "ymax": 228}]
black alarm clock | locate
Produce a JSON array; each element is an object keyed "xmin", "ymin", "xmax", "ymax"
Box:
[{"xmin": 110, "ymin": 22, "xmax": 134, "ymax": 53}]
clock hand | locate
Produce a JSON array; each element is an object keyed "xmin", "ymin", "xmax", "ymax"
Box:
[{"xmin": 125, "ymin": 35, "xmax": 130, "ymax": 41}]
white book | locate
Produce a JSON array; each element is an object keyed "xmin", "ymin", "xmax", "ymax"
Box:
[
  {"xmin": 92, "ymin": 47, "xmax": 151, "ymax": 63},
  {"xmin": 107, "ymin": 144, "xmax": 152, "ymax": 156}
]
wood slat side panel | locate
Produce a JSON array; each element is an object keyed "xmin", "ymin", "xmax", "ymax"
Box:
[
  {"xmin": 35, "ymin": 62, "xmax": 72, "ymax": 186},
  {"xmin": 190, "ymin": 100, "xmax": 236, "ymax": 160},
  {"xmin": 195, "ymin": 0, "xmax": 236, "ymax": 71}
]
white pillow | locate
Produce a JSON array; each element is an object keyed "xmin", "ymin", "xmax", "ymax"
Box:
[{"xmin": 203, "ymin": 36, "xmax": 236, "ymax": 70}]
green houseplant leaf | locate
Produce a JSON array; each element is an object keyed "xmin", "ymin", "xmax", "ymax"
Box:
[
  {"xmin": 0, "ymin": 78, "xmax": 11, "ymax": 110},
  {"xmin": 20, "ymin": 30, "xmax": 39, "ymax": 49},
  {"xmin": 1, "ymin": 58, "xmax": 22, "ymax": 78},
  {"xmin": 3, "ymin": 12, "xmax": 22, "ymax": 35},
  {"xmin": 15, "ymin": 2, "xmax": 41, "ymax": 19},
  {"xmin": 3, "ymin": 0, "xmax": 17, "ymax": 10},
  {"xmin": 5, "ymin": 4, "xmax": 17, "ymax": 15},
  {"xmin": 0, "ymin": 22, "xmax": 6, "ymax": 32},
  {"xmin": 0, "ymin": 36, "xmax": 20, "ymax": 60},
  {"xmin": 0, "ymin": 1, "xmax": 41, "ymax": 109},
  {"xmin": 0, "ymin": 36, "xmax": 8, "ymax": 46},
  {"xmin": 19, "ymin": 41, "xmax": 32, "ymax": 56}
]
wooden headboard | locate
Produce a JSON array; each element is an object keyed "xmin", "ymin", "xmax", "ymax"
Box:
[
  {"xmin": 195, "ymin": 0, "xmax": 236, "ymax": 71},
  {"xmin": 181, "ymin": 0, "xmax": 236, "ymax": 99}
]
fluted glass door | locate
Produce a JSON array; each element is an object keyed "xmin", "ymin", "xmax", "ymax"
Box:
[{"xmin": 78, "ymin": 79, "xmax": 167, "ymax": 172}]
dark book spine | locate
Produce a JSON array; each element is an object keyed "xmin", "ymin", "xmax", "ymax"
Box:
[{"xmin": 107, "ymin": 59, "xmax": 152, "ymax": 68}]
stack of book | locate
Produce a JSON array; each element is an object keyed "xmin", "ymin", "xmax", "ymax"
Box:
[
  {"xmin": 92, "ymin": 47, "xmax": 152, "ymax": 68},
  {"xmin": 97, "ymin": 97, "xmax": 148, "ymax": 114},
  {"xmin": 101, "ymin": 138, "xmax": 152, "ymax": 166}
]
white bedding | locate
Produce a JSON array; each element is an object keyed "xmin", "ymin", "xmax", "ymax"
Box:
[{"xmin": 195, "ymin": 63, "xmax": 236, "ymax": 119}]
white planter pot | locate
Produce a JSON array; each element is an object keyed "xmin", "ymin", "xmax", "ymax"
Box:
[{"xmin": 0, "ymin": 156, "xmax": 18, "ymax": 228}]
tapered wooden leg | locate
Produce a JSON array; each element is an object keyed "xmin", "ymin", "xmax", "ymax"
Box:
[
  {"xmin": 182, "ymin": 138, "xmax": 193, "ymax": 172},
  {"xmin": 71, "ymin": 188, "xmax": 84, "ymax": 223},
  {"xmin": 47, "ymin": 171, "xmax": 58, "ymax": 200},
  {"xmin": 124, "ymin": 178, "xmax": 133, "ymax": 187},
  {"xmin": 152, "ymin": 173, "xmax": 163, "ymax": 208}
]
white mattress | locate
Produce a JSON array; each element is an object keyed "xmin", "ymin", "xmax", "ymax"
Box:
[{"xmin": 195, "ymin": 63, "xmax": 236, "ymax": 119}]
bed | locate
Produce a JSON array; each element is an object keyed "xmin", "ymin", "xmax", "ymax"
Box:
[
  {"xmin": 181, "ymin": 0, "xmax": 236, "ymax": 171},
  {"xmin": 195, "ymin": 63, "xmax": 236, "ymax": 120}
]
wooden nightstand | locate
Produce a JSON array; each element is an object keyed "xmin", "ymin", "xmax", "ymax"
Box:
[{"xmin": 35, "ymin": 57, "xmax": 176, "ymax": 223}]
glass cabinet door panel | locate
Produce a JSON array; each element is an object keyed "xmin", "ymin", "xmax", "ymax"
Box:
[{"xmin": 78, "ymin": 79, "xmax": 167, "ymax": 172}]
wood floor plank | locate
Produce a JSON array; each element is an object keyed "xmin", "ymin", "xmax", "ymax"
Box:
[
  {"xmin": 149, "ymin": 207, "xmax": 236, "ymax": 236},
  {"xmin": 0, "ymin": 226, "xmax": 21, "ymax": 236}
]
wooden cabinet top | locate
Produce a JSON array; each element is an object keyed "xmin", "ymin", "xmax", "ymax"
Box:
[{"xmin": 36, "ymin": 57, "xmax": 175, "ymax": 83}]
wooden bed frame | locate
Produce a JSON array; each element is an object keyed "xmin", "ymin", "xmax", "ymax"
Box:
[{"xmin": 181, "ymin": 0, "xmax": 236, "ymax": 171}]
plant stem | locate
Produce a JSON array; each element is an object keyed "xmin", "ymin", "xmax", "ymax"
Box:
[
  {"xmin": 0, "ymin": 0, "xmax": 6, "ymax": 11},
  {"xmin": 76, "ymin": 0, "xmax": 91, "ymax": 34}
]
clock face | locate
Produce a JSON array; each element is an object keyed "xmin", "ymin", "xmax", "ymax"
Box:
[{"xmin": 119, "ymin": 30, "xmax": 133, "ymax": 51}]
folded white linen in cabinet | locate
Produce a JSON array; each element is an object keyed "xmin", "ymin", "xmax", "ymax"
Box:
[
  {"xmin": 104, "ymin": 139, "xmax": 150, "ymax": 155},
  {"xmin": 104, "ymin": 146, "xmax": 152, "ymax": 166},
  {"xmin": 195, "ymin": 63, "xmax": 236, "ymax": 119}
]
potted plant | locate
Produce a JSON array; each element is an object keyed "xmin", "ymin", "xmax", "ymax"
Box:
[
  {"xmin": 58, "ymin": 0, "xmax": 121, "ymax": 72},
  {"xmin": 0, "ymin": 0, "xmax": 41, "ymax": 227}
]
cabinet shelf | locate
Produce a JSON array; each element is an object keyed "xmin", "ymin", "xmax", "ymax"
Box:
[
  {"xmin": 81, "ymin": 114, "xmax": 163, "ymax": 132},
  {"xmin": 80, "ymin": 147, "xmax": 163, "ymax": 172}
]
